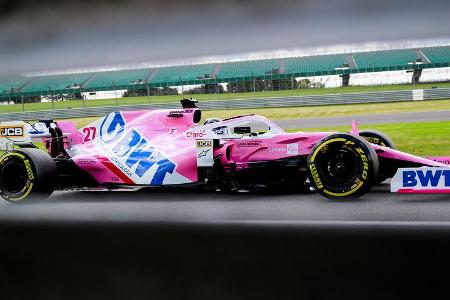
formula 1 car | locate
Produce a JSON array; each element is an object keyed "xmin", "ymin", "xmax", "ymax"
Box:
[{"xmin": 0, "ymin": 99, "xmax": 449, "ymax": 202}]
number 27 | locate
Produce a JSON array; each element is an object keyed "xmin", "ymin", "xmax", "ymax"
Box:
[{"xmin": 83, "ymin": 127, "xmax": 97, "ymax": 142}]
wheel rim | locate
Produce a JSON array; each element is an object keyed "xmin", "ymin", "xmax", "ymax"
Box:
[
  {"xmin": 0, "ymin": 161, "xmax": 27, "ymax": 194},
  {"xmin": 316, "ymin": 145, "xmax": 362, "ymax": 188}
]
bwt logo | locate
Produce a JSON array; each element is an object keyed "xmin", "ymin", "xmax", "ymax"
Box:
[
  {"xmin": 99, "ymin": 112, "xmax": 176, "ymax": 185},
  {"xmin": 0, "ymin": 126, "xmax": 24, "ymax": 137},
  {"xmin": 403, "ymin": 169, "xmax": 450, "ymax": 187}
]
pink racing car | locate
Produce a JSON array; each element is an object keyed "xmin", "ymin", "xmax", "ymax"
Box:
[{"xmin": 0, "ymin": 99, "xmax": 449, "ymax": 202}]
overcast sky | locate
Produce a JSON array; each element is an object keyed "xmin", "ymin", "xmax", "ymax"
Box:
[{"xmin": 1, "ymin": 0, "xmax": 450, "ymax": 76}]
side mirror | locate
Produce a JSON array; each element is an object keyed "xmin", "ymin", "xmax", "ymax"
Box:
[
  {"xmin": 233, "ymin": 126, "xmax": 251, "ymax": 134},
  {"xmin": 180, "ymin": 98, "xmax": 198, "ymax": 108},
  {"xmin": 193, "ymin": 110, "xmax": 201, "ymax": 123}
]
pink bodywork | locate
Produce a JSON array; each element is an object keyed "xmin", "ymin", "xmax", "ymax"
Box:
[{"xmin": 55, "ymin": 108, "xmax": 448, "ymax": 187}]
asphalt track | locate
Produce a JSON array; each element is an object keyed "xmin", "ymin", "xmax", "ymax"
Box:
[
  {"xmin": 0, "ymin": 184, "xmax": 450, "ymax": 224},
  {"xmin": 276, "ymin": 109, "xmax": 450, "ymax": 128},
  {"xmin": 0, "ymin": 109, "xmax": 449, "ymax": 225}
]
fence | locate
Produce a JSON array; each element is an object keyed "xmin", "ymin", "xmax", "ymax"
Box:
[{"xmin": 0, "ymin": 88, "xmax": 449, "ymax": 122}]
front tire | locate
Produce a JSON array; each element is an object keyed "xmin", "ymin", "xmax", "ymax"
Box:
[
  {"xmin": 359, "ymin": 129, "xmax": 395, "ymax": 149},
  {"xmin": 307, "ymin": 134, "xmax": 379, "ymax": 200},
  {"xmin": 0, "ymin": 148, "xmax": 57, "ymax": 202}
]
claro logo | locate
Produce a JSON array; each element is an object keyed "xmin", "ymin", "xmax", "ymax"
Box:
[
  {"xmin": 0, "ymin": 126, "xmax": 24, "ymax": 138},
  {"xmin": 186, "ymin": 129, "xmax": 206, "ymax": 138}
]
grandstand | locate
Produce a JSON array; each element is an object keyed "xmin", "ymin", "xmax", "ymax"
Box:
[
  {"xmin": 422, "ymin": 47, "xmax": 450, "ymax": 64},
  {"xmin": 0, "ymin": 77, "xmax": 32, "ymax": 93},
  {"xmin": 21, "ymin": 73, "xmax": 92, "ymax": 93},
  {"xmin": 218, "ymin": 59, "xmax": 280, "ymax": 80},
  {"xmin": 1, "ymin": 45, "xmax": 449, "ymax": 100},
  {"xmin": 285, "ymin": 54, "xmax": 348, "ymax": 75},
  {"xmin": 85, "ymin": 69, "xmax": 151, "ymax": 90},
  {"xmin": 353, "ymin": 49, "xmax": 419, "ymax": 70},
  {"xmin": 151, "ymin": 64, "xmax": 217, "ymax": 85}
]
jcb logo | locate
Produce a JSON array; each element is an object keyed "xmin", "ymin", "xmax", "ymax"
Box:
[
  {"xmin": 197, "ymin": 140, "xmax": 212, "ymax": 147},
  {"xmin": 0, "ymin": 126, "xmax": 24, "ymax": 138}
]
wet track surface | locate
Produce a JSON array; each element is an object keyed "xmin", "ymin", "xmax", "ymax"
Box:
[
  {"xmin": 1, "ymin": 184, "xmax": 450, "ymax": 224},
  {"xmin": 276, "ymin": 109, "xmax": 450, "ymax": 128}
]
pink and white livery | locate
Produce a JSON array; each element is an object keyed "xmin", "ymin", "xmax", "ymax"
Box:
[{"xmin": 0, "ymin": 99, "xmax": 449, "ymax": 202}]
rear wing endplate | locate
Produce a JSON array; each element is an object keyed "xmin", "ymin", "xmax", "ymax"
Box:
[{"xmin": 0, "ymin": 121, "xmax": 31, "ymax": 151}]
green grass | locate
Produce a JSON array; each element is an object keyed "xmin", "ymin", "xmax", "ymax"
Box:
[
  {"xmin": 201, "ymin": 99, "xmax": 450, "ymax": 120},
  {"xmin": 1, "ymin": 81, "xmax": 449, "ymax": 113},
  {"xmin": 70, "ymin": 117, "xmax": 100, "ymax": 128},
  {"xmin": 287, "ymin": 121, "xmax": 450, "ymax": 156}
]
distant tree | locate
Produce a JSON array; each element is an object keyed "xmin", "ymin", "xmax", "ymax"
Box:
[{"xmin": 297, "ymin": 79, "xmax": 311, "ymax": 89}]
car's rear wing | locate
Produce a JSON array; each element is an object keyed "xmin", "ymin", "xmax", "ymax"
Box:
[
  {"xmin": 0, "ymin": 120, "xmax": 57, "ymax": 151},
  {"xmin": 0, "ymin": 121, "xmax": 32, "ymax": 150}
]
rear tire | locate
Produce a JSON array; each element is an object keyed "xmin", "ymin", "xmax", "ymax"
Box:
[
  {"xmin": 307, "ymin": 134, "xmax": 379, "ymax": 200},
  {"xmin": 360, "ymin": 129, "xmax": 396, "ymax": 184},
  {"xmin": 0, "ymin": 148, "xmax": 57, "ymax": 202}
]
